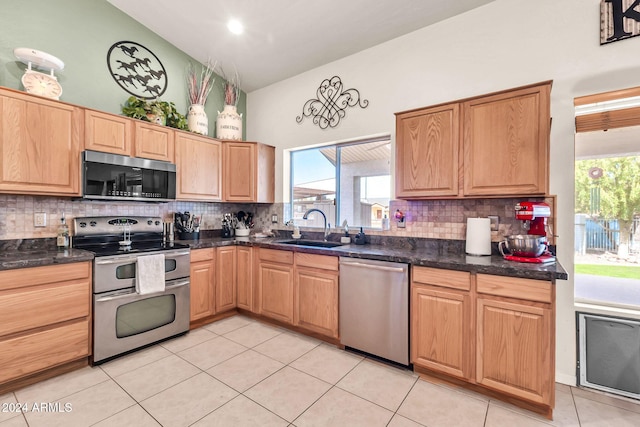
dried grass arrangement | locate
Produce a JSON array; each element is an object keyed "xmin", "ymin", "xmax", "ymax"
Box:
[
  {"xmin": 221, "ymin": 68, "xmax": 241, "ymax": 107},
  {"xmin": 186, "ymin": 60, "xmax": 217, "ymax": 106}
]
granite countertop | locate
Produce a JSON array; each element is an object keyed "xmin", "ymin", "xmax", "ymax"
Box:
[
  {"xmin": 179, "ymin": 235, "xmax": 568, "ymax": 281},
  {"xmin": 0, "ymin": 247, "xmax": 94, "ymax": 271},
  {"xmin": 0, "ymin": 235, "xmax": 568, "ymax": 281}
]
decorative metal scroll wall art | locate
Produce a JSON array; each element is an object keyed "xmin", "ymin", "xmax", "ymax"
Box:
[
  {"xmin": 107, "ymin": 41, "xmax": 168, "ymax": 99},
  {"xmin": 296, "ymin": 76, "xmax": 368, "ymax": 129}
]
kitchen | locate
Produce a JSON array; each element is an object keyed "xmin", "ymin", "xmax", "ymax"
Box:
[{"xmin": 1, "ymin": 0, "xmax": 639, "ymax": 426}]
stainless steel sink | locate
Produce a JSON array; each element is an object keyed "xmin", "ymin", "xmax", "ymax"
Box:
[{"xmin": 277, "ymin": 239, "xmax": 344, "ymax": 248}]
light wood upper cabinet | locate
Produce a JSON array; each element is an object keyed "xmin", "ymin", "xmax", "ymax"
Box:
[
  {"xmin": 189, "ymin": 248, "xmax": 215, "ymax": 323},
  {"xmin": 0, "ymin": 262, "xmax": 91, "ymax": 385},
  {"xmin": 395, "ymin": 103, "xmax": 460, "ymax": 198},
  {"xmin": 85, "ymin": 111, "xmax": 174, "ymax": 162},
  {"xmin": 134, "ymin": 121, "xmax": 175, "ymax": 162},
  {"xmin": 236, "ymin": 246, "xmax": 254, "ymax": 311},
  {"xmin": 175, "ymin": 132, "xmax": 222, "ymax": 201},
  {"xmin": 223, "ymin": 141, "xmax": 275, "ymax": 203},
  {"xmin": 394, "ymin": 81, "xmax": 551, "ymax": 199},
  {"xmin": 0, "ymin": 88, "xmax": 82, "ymax": 196},
  {"xmin": 216, "ymin": 246, "xmax": 237, "ymax": 313},
  {"xmin": 462, "ymin": 83, "xmax": 550, "ymax": 196},
  {"xmin": 411, "ymin": 267, "xmax": 472, "ymax": 380},
  {"xmin": 85, "ymin": 110, "xmax": 132, "ymax": 156},
  {"xmin": 294, "ymin": 253, "xmax": 339, "ymax": 339}
]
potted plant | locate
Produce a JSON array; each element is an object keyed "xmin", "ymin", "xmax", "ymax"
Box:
[{"xmin": 121, "ymin": 96, "xmax": 188, "ymax": 130}]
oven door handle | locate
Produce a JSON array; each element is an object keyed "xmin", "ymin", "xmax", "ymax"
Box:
[
  {"xmin": 95, "ymin": 256, "xmax": 139, "ymax": 265},
  {"xmin": 95, "ymin": 279, "xmax": 190, "ymax": 302}
]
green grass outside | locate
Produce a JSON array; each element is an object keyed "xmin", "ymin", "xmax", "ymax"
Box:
[{"xmin": 575, "ymin": 264, "xmax": 640, "ymax": 279}]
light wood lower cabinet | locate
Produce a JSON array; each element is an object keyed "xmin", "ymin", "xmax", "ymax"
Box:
[
  {"xmin": 189, "ymin": 248, "xmax": 216, "ymax": 322},
  {"xmin": 294, "ymin": 253, "xmax": 339, "ymax": 338},
  {"xmin": 0, "ymin": 262, "xmax": 91, "ymax": 385},
  {"xmin": 257, "ymin": 249, "xmax": 294, "ymax": 324},
  {"xmin": 411, "ymin": 280, "xmax": 472, "ymax": 380},
  {"xmin": 411, "ymin": 267, "xmax": 555, "ymax": 414},
  {"xmin": 236, "ymin": 246, "xmax": 254, "ymax": 311},
  {"xmin": 476, "ymin": 274, "xmax": 554, "ymax": 407},
  {"xmin": 216, "ymin": 246, "xmax": 237, "ymax": 313}
]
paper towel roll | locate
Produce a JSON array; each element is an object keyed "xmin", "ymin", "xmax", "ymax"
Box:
[{"xmin": 465, "ymin": 218, "xmax": 491, "ymax": 256}]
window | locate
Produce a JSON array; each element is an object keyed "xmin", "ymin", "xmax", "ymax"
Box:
[
  {"xmin": 573, "ymin": 89, "xmax": 640, "ymax": 309},
  {"xmin": 290, "ymin": 137, "xmax": 391, "ymax": 229}
]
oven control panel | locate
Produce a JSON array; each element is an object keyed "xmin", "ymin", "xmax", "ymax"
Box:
[{"xmin": 74, "ymin": 216, "xmax": 163, "ymax": 236}]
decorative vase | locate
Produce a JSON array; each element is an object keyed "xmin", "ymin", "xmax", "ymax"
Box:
[
  {"xmin": 187, "ymin": 104, "xmax": 208, "ymax": 135},
  {"xmin": 216, "ymin": 104, "xmax": 243, "ymax": 140}
]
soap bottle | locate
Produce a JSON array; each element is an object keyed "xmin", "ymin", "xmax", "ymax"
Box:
[
  {"xmin": 354, "ymin": 227, "xmax": 366, "ymax": 245},
  {"xmin": 56, "ymin": 213, "xmax": 70, "ymax": 249}
]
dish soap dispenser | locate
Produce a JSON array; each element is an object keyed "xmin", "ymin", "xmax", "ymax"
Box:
[
  {"xmin": 56, "ymin": 213, "xmax": 69, "ymax": 249},
  {"xmin": 354, "ymin": 227, "xmax": 366, "ymax": 245}
]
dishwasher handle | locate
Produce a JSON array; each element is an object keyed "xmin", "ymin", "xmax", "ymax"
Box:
[{"xmin": 340, "ymin": 261, "xmax": 406, "ymax": 273}]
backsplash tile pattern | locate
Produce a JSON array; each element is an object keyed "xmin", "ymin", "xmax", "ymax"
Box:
[
  {"xmin": 0, "ymin": 195, "xmax": 281, "ymax": 240},
  {"xmin": 0, "ymin": 195, "xmax": 553, "ymax": 243}
]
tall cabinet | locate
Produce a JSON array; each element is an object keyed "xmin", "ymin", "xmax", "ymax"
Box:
[{"xmin": 0, "ymin": 88, "xmax": 82, "ymax": 196}]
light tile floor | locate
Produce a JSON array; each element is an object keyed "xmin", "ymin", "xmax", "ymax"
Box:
[{"xmin": 2, "ymin": 315, "xmax": 640, "ymax": 426}]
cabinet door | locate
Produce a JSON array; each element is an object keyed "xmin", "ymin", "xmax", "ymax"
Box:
[
  {"xmin": 236, "ymin": 246, "xmax": 254, "ymax": 311},
  {"xmin": 216, "ymin": 246, "xmax": 237, "ymax": 313},
  {"xmin": 0, "ymin": 89, "xmax": 81, "ymax": 196},
  {"xmin": 476, "ymin": 297, "xmax": 552, "ymax": 405},
  {"xmin": 134, "ymin": 121, "xmax": 175, "ymax": 162},
  {"xmin": 294, "ymin": 266, "xmax": 339, "ymax": 338},
  {"xmin": 462, "ymin": 83, "xmax": 550, "ymax": 196},
  {"xmin": 411, "ymin": 284, "xmax": 472, "ymax": 380},
  {"xmin": 85, "ymin": 110, "xmax": 132, "ymax": 155},
  {"xmin": 175, "ymin": 132, "xmax": 222, "ymax": 200},
  {"xmin": 395, "ymin": 103, "xmax": 460, "ymax": 198},
  {"xmin": 223, "ymin": 141, "xmax": 256, "ymax": 202},
  {"xmin": 257, "ymin": 261, "xmax": 294, "ymax": 324},
  {"xmin": 189, "ymin": 249, "xmax": 215, "ymax": 322}
]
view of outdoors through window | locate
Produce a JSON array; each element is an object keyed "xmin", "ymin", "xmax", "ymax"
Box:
[
  {"xmin": 574, "ymin": 126, "xmax": 640, "ymax": 308},
  {"xmin": 290, "ymin": 139, "xmax": 391, "ymax": 229}
]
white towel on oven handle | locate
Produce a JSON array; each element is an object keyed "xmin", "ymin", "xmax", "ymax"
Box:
[{"xmin": 136, "ymin": 253, "xmax": 166, "ymax": 294}]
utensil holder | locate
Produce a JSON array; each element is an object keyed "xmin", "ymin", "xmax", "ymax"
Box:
[{"xmin": 178, "ymin": 231, "xmax": 200, "ymax": 240}]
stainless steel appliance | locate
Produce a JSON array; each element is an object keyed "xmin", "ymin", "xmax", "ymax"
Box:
[
  {"xmin": 73, "ymin": 216, "xmax": 190, "ymax": 364},
  {"xmin": 339, "ymin": 258, "xmax": 409, "ymax": 366},
  {"xmin": 82, "ymin": 151, "xmax": 176, "ymax": 202}
]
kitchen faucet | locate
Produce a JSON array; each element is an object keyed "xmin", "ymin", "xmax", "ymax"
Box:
[{"xmin": 302, "ymin": 208, "xmax": 330, "ymax": 241}]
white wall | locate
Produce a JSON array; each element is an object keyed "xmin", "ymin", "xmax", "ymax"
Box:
[{"xmin": 246, "ymin": 0, "xmax": 640, "ymax": 385}]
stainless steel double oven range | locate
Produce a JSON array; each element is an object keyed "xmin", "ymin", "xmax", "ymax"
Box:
[{"xmin": 73, "ymin": 216, "xmax": 191, "ymax": 364}]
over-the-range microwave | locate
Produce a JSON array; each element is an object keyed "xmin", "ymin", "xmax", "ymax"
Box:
[{"xmin": 82, "ymin": 150, "xmax": 176, "ymax": 202}]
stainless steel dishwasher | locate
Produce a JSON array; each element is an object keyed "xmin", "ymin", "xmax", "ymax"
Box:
[{"xmin": 339, "ymin": 257, "xmax": 409, "ymax": 366}]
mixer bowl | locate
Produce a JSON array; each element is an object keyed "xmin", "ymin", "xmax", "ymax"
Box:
[{"xmin": 500, "ymin": 234, "xmax": 547, "ymax": 257}]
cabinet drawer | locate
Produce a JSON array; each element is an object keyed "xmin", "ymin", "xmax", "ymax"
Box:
[
  {"xmin": 476, "ymin": 274, "xmax": 552, "ymax": 303},
  {"xmin": 0, "ymin": 281, "xmax": 90, "ymax": 337},
  {"xmin": 191, "ymin": 248, "xmax": 215, "ymax": 262},
  {"xmin": 412, "ymin": 266, "xmax": 470, "ymax": 291},
  {"xmin": 259, "ymin": 248, "xmax": 293, "ymax": 264},
  {"xmin": 0, "ymin": 262, "xmax": 90, "ymax": 292},
  {"xmin": 295, "ymin": 253, "xmax": 338, "ymax": 271},
  {"xmin": 0, "ymin": 320, "xmax": 89, "ymax": 384}
]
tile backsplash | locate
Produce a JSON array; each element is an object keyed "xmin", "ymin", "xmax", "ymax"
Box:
[{"xmin": 0, "ymin": 195, "xmax": 553, "ymax": 243}]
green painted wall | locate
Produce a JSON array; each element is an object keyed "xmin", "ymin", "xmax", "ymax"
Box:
[{"xmin": 0, "ymin": 0, "xmax": 246, "ymax": 139}]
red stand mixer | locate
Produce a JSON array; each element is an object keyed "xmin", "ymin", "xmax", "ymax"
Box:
[{"xmin": 500, "ymin": 201, "xmax": 555, "ymax": 263}]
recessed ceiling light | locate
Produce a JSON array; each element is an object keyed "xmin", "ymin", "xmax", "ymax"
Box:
[{"xmin": 227, "ymin": 19, "xmax": 244, "ymax": 35}]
